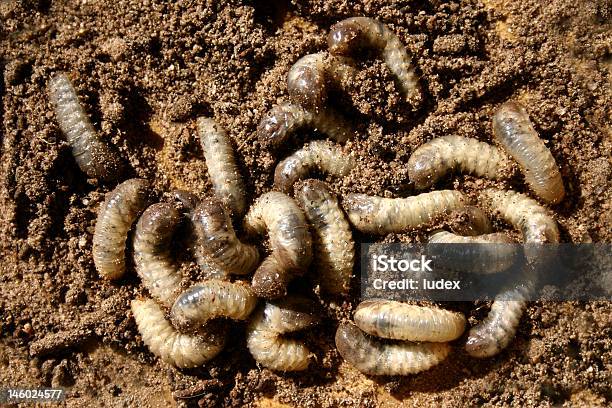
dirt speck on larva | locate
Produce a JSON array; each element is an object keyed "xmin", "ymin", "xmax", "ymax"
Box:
[{"xmin": 0, "ymin": 0, "xmax": 610, "ymax": 407}]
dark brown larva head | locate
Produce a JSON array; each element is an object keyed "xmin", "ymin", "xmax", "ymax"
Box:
[
  {"xmin": 251, "ymin": 256, "xmax": 292, "ymax": 299},
  {"xmin": 273, "ymin": 156, "xmax": 303, "ymax": 194},
  {"xmin": 334, "ymin": 322, "xmax": 368, "ymax": 364},
  {"xmin": 408, "ymin": 154, "xmax": 440, "ymax": 190},
  {"xmin": 171, "ymin": 190, "xmax": 200, "ymax": 213},
  {"xmin": 270, "ymin": 296, "xmax": 320, "ymax": 331},
  {"xmin": 465, "ymin": 332, "xmax": 498, "ymax": 358},
  {"xmin": 287, "ymin": 55, "xmax": 327, "ymax": 111},
  {"xmin": 85, "ymin": 141, "xmax": 126, "ymax": 182},
  {"xmin": 192, "ymin": 198, "xmax": 229, "ymax": 235},
  {"xmin": 328, "ymin": 20, "xmax": 363, "ymax": 56},
  {"xmin": 257, "ymin": 106, "xmax": 290, "ymax": 148},
  {"xmin": 138, "ymin": 202, "xmax": 181, "ymax": 239},
  {"xmin": 492, "ymin": 101, "xmax": 531, "ymax": 144},
  {"xmin": 448, "ymin": 206, "xmax": 493, "ymax": 236},
  {"xmin": 296, "ymin": 179, "xmax": 332, "ymax": 204}
]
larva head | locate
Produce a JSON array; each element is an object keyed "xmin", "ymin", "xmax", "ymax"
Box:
[
  {"xmin": 448, "ymin": 206, "xmax": 493, "ymax": 236},
  {"xmin": 492, "ymin": 101, "xmax": 534, "ymax": 144},
  {"xmin": 334, "ymin": 322, "xmax": 371, "ymax": 367},
  {"xmin": 136, "ymin": 203, "xmax": 181, "ymax": 244},
  {"xmin": 287, "ymin": 54, "xmax": 327, "ymax": 111},
  {"xmin": 171, "ymin": 190, "xmax": 200, "ymax": 213},
  {"xmin": 84, "ymin": 142, "xmax": 126, "ymax": 182},
  {"xmin": 342, "ymin": 193, "xmax": 376, "ymax": 220},
  {"xmin": 465, "ymin": 332, "xmax": 500, "ymax": 358},
  {"xmin": 273, "ymin": 156, "xmax": 304, "ymax": 194},
  {"xmin": 266, "ymin": 297, "xmax": 320, "ymax": 333},
  {"xmin": 328, "ymin": 19, "xmax": 363, "ymax": 56},
  {"xmin": 257, "ymin": 105, "xmax": 290, "ymax": 148},
  {"xmin": 408, "ymin": 153, "xmax": 440, "ymax": 190},
  {"xmin": 296, "ymin": 179, "xmax": 333, "ymax": 205},
  {"xmin": 192, "ymin": 198, "xmax": 231, "ymax": 237}
]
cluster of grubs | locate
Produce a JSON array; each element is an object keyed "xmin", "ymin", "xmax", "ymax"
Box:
[{"xmin": 48, "ymin": 16, "xmax": 564, "ymax": 375}]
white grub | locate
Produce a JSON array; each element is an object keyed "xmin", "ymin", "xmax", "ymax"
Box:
[
  {"xmin": 257, "ymin": 102, "xmax": 355, "ymax": 149},
  {"xmin": 191, "ymin": 198, "xmax": 259, "ymax": 276},
  {"xmin": 354, "ymin": 300, "xmax": 466, "ymax": 342},
  {"xmin": 287, "ymin": 52, "xmax": 357, "ymax": 111},
  {"xmin": 328, "ymin": 17, "xmax": 421, "ymax": 104},
  {"xmin": 170, "ymin": 279, "xmax": 258, "ymax": 330},
  {"xmin": 335, "ymin": 322, "xmax": 450, "ymax": 376},
  {"xmin": 197, "ymin": 117, "xmax": 247, "ymax": 216},
  {"xmin": 295, "ymin": 180, "xmax": 354, "ymax": 295},
  {"xmin": 243, "ymin": 192, "xmax": 312, "ymax": 299},
  {"xmin": 247, "ymin": 297, "xmax": 319, "ymax": 371},
  {"xmin": 48, "ymin": 72, "xmax": 124, "ymax": 181},
  {"xmin": 274, "ymin": 140, "xmax": 356, "ymax": 194},
  {"xmin": 492, "ymin": 101, "xmax": 565, "ymax": 204},
  {"xmin": 133, "ymin": 202, "xmax": 183, "ymax": 307},
  {"xmin": 342, "ymin": 190, "xmax": 468, "ymax": 234},
  {"xmin": 93, "ymin": 178, "xmax": 151, "ymax": 280},
  {"xmin": 131, "ymin": 298, "xmax": 225, "ymax": 368},
  {"xmin": 408, "ymin": 136, "xmax": 511, "ymax": 189}
]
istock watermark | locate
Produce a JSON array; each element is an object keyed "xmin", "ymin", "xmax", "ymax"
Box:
[{"xmin": 360, "ymin": 243, "xmax": 611, "ymax": 302}]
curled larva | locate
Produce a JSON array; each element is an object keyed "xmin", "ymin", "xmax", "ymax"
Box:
[
  {"xmin": 479, "ymin": 188, "xmax": 559, "ymax": 245},
  {"xmin": 335, "ymin": 322, "xmax": 450, "ymax": 376},
  {"xmin": 197, "ymin": 117, "xmax": 246, "ymax": 216},
  {"xmin": 287, "ymin": 52, "xmax": 357, "ymax": 111},
  {"xmin": 93, "ymin": 178, "xmax": 152, "ymax": 280},
  {"xmin": 131, "ymin": 298, "xmax": 225, "ymax": 368},
  {"xmin": 243, "ymin": 192, "xmax": 312, "ymax": 299},
  {"xmin": 328, "ymin": 17, "xmax": 420, "ymax": 103},
  {"xmin": 133, "ymin": 203, "xmax": 183, "ymax": 307},
  {"xmin": 295, "ymin": 180, "xmax": 354, "ymax": 295},
  {"xmin": 447, "ymin": 206, "xmax": 493, "ymax": 236},
  {"xmin": 257, "ymin": 102, "xmax": 354, "ymax": 149},
  {"xmin": 170, "ymin": 279, "xmax": 258, "ymax": 330},
  {"xmin": 191, "ymin": 198, "xmax": 259, "ymax": 276},
  {"xmin": 428, "ymin": 230, "xmax": 517, "ymax": 274},
  {"xmin": 492, "ymin": 101, "xmax": 565, "ymax": 204},
  {"xmin": 48, "ymin": 72, "xmax": 124, "ymax": 181},
  {"xmin": 354, "ymin": 300, "xmax": 466, "ymax": 342},
  {"xmin": 274, "ymin": 140, "xmax": 356, "ymax": 194},
  {"xmin": 343, "ymin": 190, "xmax": 468, "ymax": 234},
  {"xmin": 407, "ymin": 136, "xmax": 511, "ymax": 189},
  {"xmin": 246, "ymin": 297, "xmax": 319, "ymax": 371},
  {"xmin": 465, "ymin": 282, "xmax": 531, "ymax": 358}
]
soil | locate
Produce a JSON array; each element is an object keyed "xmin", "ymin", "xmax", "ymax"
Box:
[{"xmin": 1, "ymin": 0, "xmax": 611, "ymax": 407}]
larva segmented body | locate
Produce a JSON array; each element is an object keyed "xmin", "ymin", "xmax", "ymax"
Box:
[
  {"xmin": 448, "ymin": 206, "xmax": 493, "ymax": 236},
  {"xmin": 170, "ymin": 279, "xmax": 258, "ymax": 330},
  {"xmin": 479, "ymin": 188, "xmax": 559, "ymax": 245},
  {"xmin": 354, "ymin": 300, "xmax": 466, "ymax": 342},
  {"xmin": 133, "ymin": 203, "xmax": 183, "ymax": 307},
  {"xmin": 296, "ymin": 180, "xmax": 354, "ymax": 295},
  {"xmin": 465, "ymin": 282, "xmax": 531, "ymax": 358},
  {"xmin": 428, "ymin": 230, "xmax": 517, "ymax": 274},
  {"xmin": 335, "ymin": 322, "xmax": 450, "ymax": 376},
  {"xmin": 93, "ymin": 178, "xmax": 152, "ymax": 280},
  {"xmin": 492, "ymin": 101, "xmax": 565, "ymax": 204},
  {"xmin": 274, "ymin": 140, "xmax": 356, "ymax": 194},
  {"xmin": 191, "ymin": 198, "xmax": 259, "ymax": 276},
  {"xmin": 287, "ymin": 52, "xmax": 357, "ymax": 111},
  {"xmin": 131, "ymin": 298, "xmax": 225, "ymax": 368},
  {"xmin": 257, "ymin": 102, "xmax": 354, "ymax": 149},
  {"xmin": 243, "ymin": 192, "xmax": 313, "ymax": 299},
  {"xmin": 198, "ymin": 117, "xmax": 247, "ymax": 216},
  {"xmin": 246, "ymin": 297, "xmax": 319, "ymax": 371},
  {"xmin": 407, "ymin": 136, "xmax": 511, "ymax": 189},
  {"xmin": 328, "ymin": 17, "xmax": 421, "ymax": 103},
  {"xmin": 48, "ymin": 72, "xmax": 124, "ymax": 181},
  {"xmin": 342, "ymin": 190, "xmax": 468, "ymax": 234}
]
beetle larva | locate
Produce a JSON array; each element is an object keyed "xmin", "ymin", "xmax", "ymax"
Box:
[
  {"xmin": 295, "ymin": 180, "xmax": 354, "ymax": 295},
  {"xmin": 48, "ymin": 72, "xmax": 124, "ymax": 181},
  {"xmin": 243, "ymin": 192, "xmax": 312, "ymax": 299},
  {"xmin": 335, "ymin": 322, "xmax": 450, "ymax": 376},
  {"xmin": 133, "ymin": 203, "xmax": 183, "ymax": 307},
  {"xmin": 447, "ymin": 206, "xmax": 493, "ymax": 236},
  {"xmin": 246, "ymin": 297, "xmax": 319, "ymax": 371},
  {"xmin": 407, "ymin": 136, "xmax": 511, "ymax": 189},
  {"xmin": 342, "ymin": 190, "xmax": 468, "ymax": 234},
  {"xmin": 191, "ymin": 198, "xmax": 259, "ymax": 276},
  {"xmin": 93, "ymin": 178, "xmax": 152, "ymax": 280},
  {"xmin": 197, "ymin": 117, "xmax": 247, "ymax": 216},
  {"xmin": 131, "ymin": 298, "xmax": 225, "ymax": 368},
  {"xmin": 170, "ymin": 279, "xmax": 258, "ymax": 330},
  {"xmin": 428, "ymin": 230, "xmax": 517, "ymax": 274},
  {"xmin": 492, "ymin": 101, "xmax": 565, "ymax": 204},
  {"xmin": 328, "ymin": 17, "xmax": 420, "ymax": 103},
  {"xmin": 465, "ymin": 282, "xmax": 531, "ymax": 358},
  {"xmin": 287, "ymin": 52, "xmax": 357, "ymax": 111},
  {"xmin": 257, "ymin": 102, "xmax": 354, "ymax": 149},
  {"xmin": 354, "ymin": 300, "xmax": 466, "ymax": 342},
  {"xmin": 274, "ymin": 140, "xmax": 356, "ymax": 194},
  {"xmin": 479, "ymin": 188, "xmax": 559, "ymax": 245}
]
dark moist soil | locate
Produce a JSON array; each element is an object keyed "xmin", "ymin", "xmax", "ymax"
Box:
[{"xmin": 1, "ymin": 0, "xmax": 611, "ymax": 407}]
